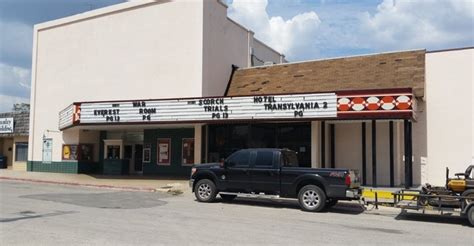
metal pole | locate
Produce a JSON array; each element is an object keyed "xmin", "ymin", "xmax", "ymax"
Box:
[
  {"xmin": 389, "ymin": 121, "xmax": 394, "ymax": 187},
  {"xmin": 404, "ymin": 119, "xmax": 413, "ymax": 188},
  {"xmin": 362, "ymin": 122, "xmax": 367, "ymax": 186},
  {"xmin": 372, "ymin": 120, "xmax": 377, "ymax": 187}
]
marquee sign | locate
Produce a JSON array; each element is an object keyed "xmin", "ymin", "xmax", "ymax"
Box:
[{"xmin": 58, "ymin": 89, "xmax": 414, "ymax": 130}]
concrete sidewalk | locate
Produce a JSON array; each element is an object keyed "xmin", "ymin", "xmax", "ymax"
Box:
[{"xmin": 0, "ymin": 169, "xmax": 189, "ymax": 193}]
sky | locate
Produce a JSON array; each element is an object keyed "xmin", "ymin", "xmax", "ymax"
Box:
[{"xmin": 0, "ymin": 0, "xmax": 473, "ymax": 113}]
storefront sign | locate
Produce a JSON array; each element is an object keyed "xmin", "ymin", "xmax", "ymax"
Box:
[
  {"xmin": 58, "ymin": 89, "xmax": 414, "ymax": 129},
  {"xmin": 0, "ymin": 117, "xmax": 14, "ymax": 133},
  {"xmin": 70, "ymin": 93, "xmax": 337, "ymax": 126}
]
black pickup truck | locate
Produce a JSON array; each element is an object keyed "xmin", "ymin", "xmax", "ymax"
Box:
[{"xmin": 190, "ymin": 148, "xmax": 361, "ymax": 212}]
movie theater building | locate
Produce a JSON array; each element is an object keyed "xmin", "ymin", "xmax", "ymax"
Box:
[
  {"xmin": 28, "ymin": 0, "xmax": 284, "ymax": 175},
  {"xmin": 28, "ymin": 1, "xmax": 473, "ymax": 187}
]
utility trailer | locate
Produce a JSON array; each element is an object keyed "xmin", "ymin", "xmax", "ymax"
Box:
[{"xmin": 393, "ymin": 189, "xmax": 474, "ymax": 227}]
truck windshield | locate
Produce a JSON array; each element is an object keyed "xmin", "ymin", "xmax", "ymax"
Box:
[{"xmin": 281, "ymin": 151, "xmax": 299, "ymax": 167}]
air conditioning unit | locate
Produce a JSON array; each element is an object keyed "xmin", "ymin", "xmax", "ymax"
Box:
[{"xmin": 263, "ymin": 61, "xmax": 274, "ymax": 66}]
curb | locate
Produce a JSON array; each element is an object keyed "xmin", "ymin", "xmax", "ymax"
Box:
[{"xmin": 0, "ymin": 176, "xmax": 158, "ymax": 192}]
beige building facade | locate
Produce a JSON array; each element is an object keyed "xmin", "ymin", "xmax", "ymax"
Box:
[{"xmin": 28, "ymin": 0, "xmax": 473, "ymax": 187}]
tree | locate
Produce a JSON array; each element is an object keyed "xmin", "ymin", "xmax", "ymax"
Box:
[{"xmin": 13, "ymin": 103, "xmax": 30, "ymax": 113}]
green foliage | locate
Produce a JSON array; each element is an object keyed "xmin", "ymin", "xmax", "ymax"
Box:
[{"xmin": 13, "ymin": 103, "xmax": 30, "ymax": 113}]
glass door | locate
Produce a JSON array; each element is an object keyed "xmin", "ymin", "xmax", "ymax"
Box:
[{"xmin": 134, "ymin": 144, "xmax": 143, "ymax": 172}]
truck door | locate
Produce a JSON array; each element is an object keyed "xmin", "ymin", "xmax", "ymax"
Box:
[
  {"xmin": 224, "ymin": 150, "xmax": 253, "ymax": 192},
  {"xmin": 250, "ymin": 150, "xmax": 280, "ymax": 195}
]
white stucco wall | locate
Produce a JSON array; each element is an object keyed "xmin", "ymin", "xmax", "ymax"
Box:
[
  {"xmin": 426, "ymin": 48, "xmax": 474, "ymax": 185},
  {"xmin": 28, "ymin": 0, "xmax": 284, "ymax": 163},
  {"xmin": 252, "ymin": 38, "xmax": 285, "ymax": 65},
  {"xmin": 316, "ymin": 120, "xmax": 409, "ymax": 187},
  {"xmin": 201, "ymin": 1, "xmax": 283, "ymax": 97},
  {"xmin": 29, "ymin": 1, "xmax": 204, "ymax": 162},
  {"xmin": 202, "ymin": 1, "xmax": 248, "ymax": 97}
]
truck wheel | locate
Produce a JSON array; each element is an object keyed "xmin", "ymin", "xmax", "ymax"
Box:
[
  {"xmin": 195, "ymin": 179, "xmax": 217, "ymax": 202},
  {"xmin": 298, "ymin": 185, "xmax": 326, "ymax": 212},
  {"xmin": 220, "ymin": 194, "xmax": 237, "ymax": 202}
]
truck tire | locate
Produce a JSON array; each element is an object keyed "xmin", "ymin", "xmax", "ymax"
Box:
[
  {"xmin": 195, "ymin": 179, "xmax": 217, "ymax": 202},
  {"xmin": 468, "ymin": 206, "xmax": 474, "ymax": 227},
  {"xmin": 220, "ymin": 194, "xmax": 237, "ymax": 202},
  {"xmin": 298, "ymin": 185, "xmax": 326, "ymax": 212}
]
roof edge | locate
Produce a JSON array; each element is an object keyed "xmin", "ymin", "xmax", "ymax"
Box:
[
  {"xmin": 426, "ymin": 46, "xmax": 474, "ymax": 53},
  {"xmin": 237, "ymin": 48, "xmax": 426, "ymax": 70},
  {"xmin": 34, "ymin": 0, "xmax": 165, "ymax": 31}
]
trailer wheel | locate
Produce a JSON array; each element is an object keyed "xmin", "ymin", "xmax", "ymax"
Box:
[
  {"xmin": 468, "ymin": 206, "xmax": 474, "ymax": 227},
  {"xmin": 461, "ymin": 190, "xmax": 474, "ymax": 206}
]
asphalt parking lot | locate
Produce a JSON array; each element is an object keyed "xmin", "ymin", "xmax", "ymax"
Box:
[{"xmin": 1, "ymin": 180, "xmax": 472, "ymax": 245}]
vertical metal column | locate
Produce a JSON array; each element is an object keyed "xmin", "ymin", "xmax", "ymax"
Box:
[
  {"xmin": 361, "ymin": 122, "xmax": 367, "ymax": 186},
  {"xmin": 321, "ymin": 121, "xmax": 326, "ymax": 168},
  {"xmin": 330, "ymin": 124, "xmax": 335, "ymax": 168},
  {"xmin": 202, "ymin": 125, "xmax": 208, "ymax": 163},
  {"xmin": 404, "ymin": 119, "xmax": 413, "ymax": 188},
  {"xmin": 389, "ymin": 121, "xmax": 394, "ymax": 187},
  {"xmin": 372, "ymin": 120, "xmax": 377, "ymax": 187}
]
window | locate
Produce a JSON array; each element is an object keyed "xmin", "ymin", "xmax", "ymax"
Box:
[
  {"xmin": 281, "ymin": 151, "xmax": 299, "ymax": 167},
  {"xmin": 15, "ymin": 142, "xmax": 28, "ymax": 162},
  {"xmin": 143, "ymin": 144, "xmax": 151, "ymax": 163},
  {"xmin": 227, "ymin": 150, "xmax": 250, "ymax": 167},
  {"xmin": 255, "ymin": 151, "xmax": 274, "ymax": 167},
  {"xmin": 62, "ymin": 144, "xmax": 93, "ymax": 161},
  {"xmin": 107, "ymin": 145, "xmax": 121, "ymax": 159}
]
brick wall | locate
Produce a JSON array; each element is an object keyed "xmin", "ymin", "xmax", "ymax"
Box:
[{"xmin": 227, "ymin": 50, "xmax": 425, "ymax": 97}]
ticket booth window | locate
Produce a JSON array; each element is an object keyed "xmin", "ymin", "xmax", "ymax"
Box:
[{"xmin": 104, "ymin": 140, "xmax": 123, "ymax": 159}]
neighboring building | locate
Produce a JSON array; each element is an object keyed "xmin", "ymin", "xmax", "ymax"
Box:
[
  {"xmin": 225, "ymin": 48, "xmax": 473, "ymax": 187},
  {"xmin": 0, "ymin": 112, "xmax": 29, "ymax": 171},
  {"xmin": 28, "ymin": 0, "xmax": 473, "ymax": 187}
]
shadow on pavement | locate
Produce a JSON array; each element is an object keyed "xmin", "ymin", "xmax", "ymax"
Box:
[
  {"xmin": 0, "ymin": 210, "xmax": 77, "ymax": 223},
  {"xmin": 88, "ymin": 174, "xmax": 188, "ymax": 180},
  {"xmin": 216, "ymin": 197, "xmax": 365, "ymax": 215},
  {"xmin": 21, "ymin": 191, "xmax": 170, "ymax": 209},
  {"xmin": 395, "ymin": 212, "xmax": 471, "ymax": 227}
]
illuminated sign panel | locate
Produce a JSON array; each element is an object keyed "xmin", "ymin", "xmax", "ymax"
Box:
[
  {"xmin": 58, "ymin": 89, "xmax": 414, "ymax": 130},
  {"xmin": 78, "ymin": 93, "xmax": 337, "ymax": 124}
]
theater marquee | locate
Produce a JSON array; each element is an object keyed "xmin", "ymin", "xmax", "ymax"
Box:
[{"xmin": 58, "ymin": 89, "xmax": 414, "ymax": 130}]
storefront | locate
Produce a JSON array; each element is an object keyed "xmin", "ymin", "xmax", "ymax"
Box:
[
  {"xmin": 0, "ymin": 112, "xmax": 29, "ymax": 171},
  {"xmin": 54, "ymin": 87, "xmax": 416, "ymax": 187},
  {"xmin": 27, "ymin": 0, "xmax": 473, "ymax": 187}
]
